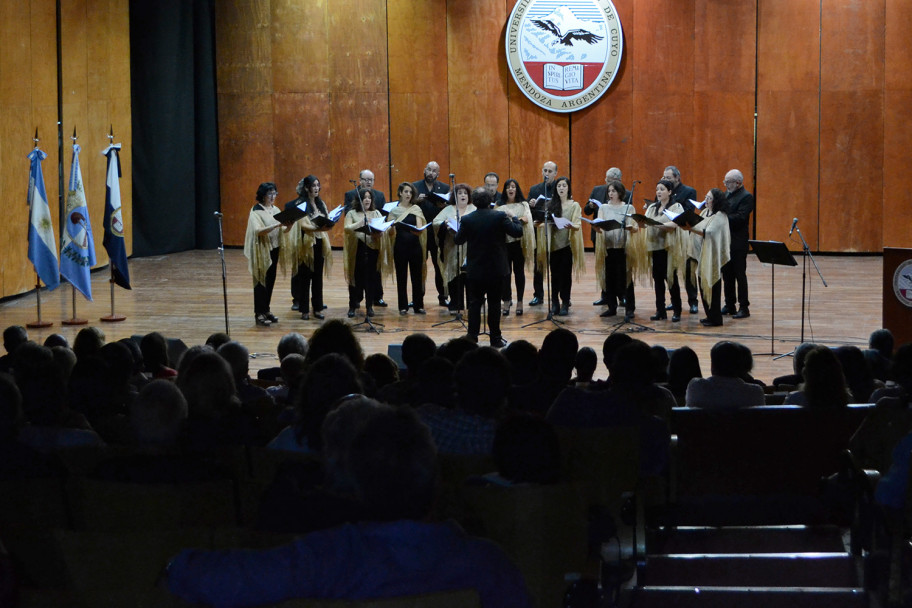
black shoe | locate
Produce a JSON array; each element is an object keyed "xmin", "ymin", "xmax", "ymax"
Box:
[
  {"xmin": 438, "ymin": 296, "xmax": 448, "ymax": 307},
  {"xmin": 367, "ymin": 308, "xmax": 375, "ymax": 317},
  {"xmin": 318, "ymin": 304, "xmax": 328, "ymax": 311},
  {"xmin": 650, "ymin": 312, "xmax": 667, "ymax": 321},
  {"xmin": 465, "ymin": 334, "xmax": 479, "ymax": 344},
  {"xmin": 490, "ymin": 337, "xmax": 508, "ymax": 348},
  {"xmin": 266, "ymin": 312, "xmax": 279, "ymax": 323},
  {"xmin": 400, "ymin": 309, "xmax": 408, "ymax": 315},
  {"xmin": 347, "ymin": 308, "xmax": 356, "ymax": 318},
  {"xmin": 665, "ymin": 304, "xmax": 674, "ymax": 311},
  {"xmin": 374, "ymin": 299, "xmax": 388, "ymax": 307},
  {"xmin": 700, "ymin": 318, "xmax": 723, "ymax": 327},
  {"xmin": 600, "ymin": 309, "xmax": 617, "ymax": 318},
  {"xmin": 689, "ymin": 304, "xmax": 699, "ymax": 314},
  {"xmin": 291, "ymin": 301, "xmax": 300, "ymax": 311},
  {"xmin": 733, "ymin": 308, "xmax": 750, "ymax": 319},
  {"xmin": 415, "ymin": 308, "xmax": 426, "ymax": 315},
  {"xmin": 529, "ymin": 296, "xmax": 543, "ymax": 306},
  {"xmin": 558, "ymin": 304, "xmax": 569, "ymax": 316},
  {"xmin": 301, "ymin": 313, "xmax": 310, "ymax": 320},
  {"xmin": 593, "ymin": 297, "xmax": 610, "ymax": 306},
  {"xmin": 313, "ymin": 312, "xmax": 324, "ymax": 320},
  {"xmin": 624, "ymin": 312, "xmax": 634, "ymax": 322},
  {"xmin": 720, "ymin": 305, "xmax": 733, "ymax": 315},
  {"xmin": 671, "ymin": 314, "xmax": 681, "ymax": 322},
  {"xmin": 255, "ymin": 314, "xmax": 271, "ymax": 327}
]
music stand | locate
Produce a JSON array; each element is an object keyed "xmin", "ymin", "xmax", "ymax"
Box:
[{"xmin": 748, "ymin": 240, "xmax": 797, "ymax": 356}]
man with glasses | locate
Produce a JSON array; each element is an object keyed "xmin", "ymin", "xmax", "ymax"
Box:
[
  {"xmin": 663, "ymin": 166, "xmax": 700, "ymax": 314},
  {"xmin": 721, "ymin": 169, "xmax": 754, "ymax": 319}
]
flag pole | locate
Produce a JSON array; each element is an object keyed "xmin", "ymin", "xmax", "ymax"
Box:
[
  {"xmin": 101, "ymin": 126, "xmax": 125, "ymax": 322},
  {"xmin": 62, "ymin": 127, "xmax": 88, "ymax": 326},
  {"xmin": 27, "ymin": 129, "xmax": 53, "ymax": 328}
]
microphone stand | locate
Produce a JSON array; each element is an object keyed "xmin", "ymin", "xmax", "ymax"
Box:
[
  {"xmin": 523, "ymin": 187, "xmax": 562, "ymax": 329},
  {"xmin": 774, "ymin": 225, "xmax": 827, "ymax": 360},
  {"xmin": 214, "ymin": 211, "xmax": 230, "ymax": 337},
  {"xmin": 433, "ymin": 174, "xmax": 467, "ymax": 330}
]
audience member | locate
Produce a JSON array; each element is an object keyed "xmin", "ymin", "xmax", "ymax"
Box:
[
  {"xmin": 266, "ymin": 353, "xmax": 308, "ymax": 407},
  {"xmin": 483, "ymin": 415, "xmax": 562, "ymax": 485},
  {"xmin": 72, "ymin": 326, "xmax": 105, "ymax": 361},
  {"xmin": 0, "ymin": 326, "xmax": 28, "ymax": 373},
  {"xmin": 649, "ymin": 345, "xmax": 670, "ymax": 383},
  {"xmin": 571, "ymin": 347, "xmax": 597, "ymax": 387},
  {"xmin": 834, "ymin": 345, "xmax": 877, "ymax": 403},
  {"xmin": 437, "ymin": 336, "xmax": 479, "ymax": 365},
  {"xmin": 510, "ymin": 328, "xmax": 578, "ymax": 415},
  {"xmin": 667, "ymin": 346, "xmax": 702, "ymax": 406},
  {"xmin": 501, "ymin": 339, "xmax": 538, "ymax": 387},
  {"xmin": 784, "ymin": 346, "xmax": 851, "ymax": 409},
  {"xmin": 141, "ymin": 332, "xmax": 177, "ymax": 379},
  {"xmin": 419, "ymin": 347, "xmax": 510, "ymax": 454},
  {"xmin": 363, "ymin": 353, "xmax": 400, "ymax": 393},
  {"xmin": 257, "ymin": 332, "xmax": 309, "ymax": 381},
  {"xmin": 305, "ymin": 320, "xmax": 365, "ymax": 370},
  {"xmin": 166, "ymin": 402, "xmax": 532, "ymax": 608},
  {"xmin": 609, "ymin": 340, "xmax": 676, "ymax": 421},
  {"xmin": 864, "ymin": 328, "xmax": 894, "ymax": 383},
  {"xmin": 217, "ymin": 341, "xmax": 275, "ymax": 409},
  {"xmin": 205, "ymin": 332, "xmax": 231, "ymax": 351},
  {"xmin": 43, "ymin": 333, "xmax": 69, "ymax": 349},
  {"xmin": 685, "ymin": 341, "xmax": 765, "ymax": 409},
  {"xmin": 772, "ymin": 342, "xmax": 817, "ymax": 388},
  {"xmin": 412, "ymin": 356, "xmax": 456, "ymax": 409},
  {"xmin": 376, "ymin": 333, "xmax": 436, "ymax": 406}
]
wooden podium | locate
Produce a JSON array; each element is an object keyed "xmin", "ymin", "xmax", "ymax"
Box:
[{"xmin": 883, "ymin": 247, "xmax": 912, "ymax": 348}]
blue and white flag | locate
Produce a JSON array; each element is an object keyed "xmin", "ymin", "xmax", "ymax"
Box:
[
  {"xmin": 102, "ymin": 143, "xmax": 130, "ymax": 289},
  {"xmin": 59, "ymin": 143, "xmax": 96, "ymax": 300},
  {"xmin": 27, "ymin": 148, "xmax": 60, "ymax": 290}
]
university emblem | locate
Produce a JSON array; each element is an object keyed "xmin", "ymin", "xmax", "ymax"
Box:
[
  {"xmin": 506, "ymin": 0, "xmax": 623, "ymax": 113},
  {"xmin": 893, "ymin": 259, "xmax": 912, "ymax": 308}
]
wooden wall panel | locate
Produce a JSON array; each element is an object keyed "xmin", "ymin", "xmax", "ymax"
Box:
[
  {"xmin": 273, "ymin": 93, "xmax": 331, "ymax": 201},
  {"xmin": 757, "ymin": 0, "xmax": 819, "ymax": 249},
  {"xmin": 446, "ymin": 0, "xmax": 510, "ymax": 186},
  {"xmin": 883, "ymin": 0, "xmax": 912, "ymax": 249},
  {"xmin": 272, "ymin": 0, "xmax": 328, "ymax": 93},
  {"xmin": 819, "ymin": 0, "xmax": 884, "ymax": 252},
  {"xmin": 388, "ymin": 0, "xmax": 449, "ymax": 184},
  {"xmin": 629, "ymin": 92, "xmax": 693, "ymax": 196},
  {"xmin": 215, "ymin": 0, "xmax": 274, "ymax": 245},
  {"xmin": 692, "ymin": 92, "xmax": 754, "ymax": 195}
]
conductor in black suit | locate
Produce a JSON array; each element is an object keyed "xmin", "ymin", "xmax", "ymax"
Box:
[
  {"xmin": 343, "ymin": 170, "xmax": 388, "ymax": 306},
  {"xmin": 664, "ymin": 166, "xmax": 699, "ymax": 314},
  {"xmin": 455, "ymin": 188, "xmax": 524, "ymax": 348}
]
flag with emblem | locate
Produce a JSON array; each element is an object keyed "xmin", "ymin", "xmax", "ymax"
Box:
[
  {"xmin": 102, "ymin": 143, "xmax": 130, "ymax": 289},
  {"xmin": 59, "ymin": 143, "xmax": 97, "ymax": 300}
]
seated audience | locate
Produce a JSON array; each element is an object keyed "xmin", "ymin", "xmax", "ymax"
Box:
[
  {"xmin": 685, "ymin": 341, "xmax": 765, "ymax": 409},
  {"xmin": 72, "ymin": 326, "xmax": 105, "ymax": 361},
  {"xmin": 864, "ymin": 328, "xmax": 894, "ymax": 383},
  {"xmin": 0, "ymin": 326, "xmax": 28, "ymax": 374},
  {"xmin": 772, "ymin": 341, "xmax": 817, "ymax": 388},
  {"xmin": 834, "ymin": 345, "xmax": 877, "ymax": 403},
  {"xmin": 667, "ymin": 346, "xmax": 702, "ymax": 406},
  {"xmin": 266, "ymin": 353, "xmax": 308, "ymax": 407},
  {"xmin": 305, "ymin": 320, "xmax": 365, "ymax": 370},
  {"xmin": 510, "ymin": 328, "xmax": 578, "ymax": 416},
  {"xmin": 363, "ymin": 353, "xmax": 400, "ymax": 394},
  {"xmin": 166, "ymin": 401, "xmax": 532, "ymax": 608},
  {"xmin": 571, "ymin": 347, "xmax": 597, "ymax": 387},
  {"xmin": 257, "ymin": 332, "xmax": 309, "ymax": 381},
  {"xmin": 217, "ymin": 341, "xmax": 275, "ymax": 408},
  {"xmin": 376, "ymin": 333, "xmax": 437, "ymax": 406},
  {"xmin": 479, "ymin": 415, "xmax": 562, "ymax": 486},
  {"xmin": 141, "ymin": 331, "xmax": 177, "ymax": 379},
  {"xmin": 501, "ymin": 339, "xmax": 538, "ymax": 388}
]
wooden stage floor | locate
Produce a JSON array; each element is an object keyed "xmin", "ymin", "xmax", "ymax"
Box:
[{"xmin": 0, "ymin": 249, "xmax": 883, "ymax": 384}]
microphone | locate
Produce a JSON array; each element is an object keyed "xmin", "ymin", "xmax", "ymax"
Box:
[
  {"xmin": 789, "ymin": 217, "xmax": 798, "ymax": 237},
  {"xmin": 632, "ymin": 180, "xmax": 642, "ymax": 185},
  {"xmin": 348, "ymin": 179, "xmax": 358, "ymax": 184},
  {"xmin": 449, "ymin": 173, "xmax": 455, "ymax": 179},
  {"xmin": 213, "ymin": 211, "xmax": 223, "ymax": 217}
]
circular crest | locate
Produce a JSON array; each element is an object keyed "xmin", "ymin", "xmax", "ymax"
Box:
[
  {"xmin": 893, "ymin": 259, "xmax": 912, "ymax": 308},
  {"xmin": 506, "ymin": 0, "xmax": 624, "ymax": 113}
]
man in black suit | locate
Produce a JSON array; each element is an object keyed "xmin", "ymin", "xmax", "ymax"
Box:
[
  {"xmin": 483, "ymin": 172, "xmax": 501, "ymax": 205},
  {"xmin": 586, "ymin": 167, "xmax": 632, "ymax": 306},
  {"xmin": 526, "ymin": 161, "xmax": 558, "ymax": 306},
  {"xmin": 413, "ymin": 161, "xmax": 451, "ymax": 307},
  {"xmin": 343, "ymin": 169, "xmax": 388, "ymax": 306},
  {"xmin": 721, "ymin": 169, "xmax": 755, "ymax": 318},
  {"xmin": 664, "ymin": 166, "xmax": 700, "ymax": 314},
  {"xmin": 455, "ymin": 188, "xmax": 524, "ymax": 348}
]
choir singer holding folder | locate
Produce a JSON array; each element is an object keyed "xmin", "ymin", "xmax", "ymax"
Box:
[{"xmin": 454, "ymin": 188, "xmax": 524, "ymax": 348}]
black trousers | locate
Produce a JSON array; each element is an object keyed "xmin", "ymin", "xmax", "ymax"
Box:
[
  {"xmin": 532, "ymin": 248, "xmax": 544, "ymax": 300},
  {"xmin": 701, "ymin": 274, "xmax": 724, "ymax": 325},
  {"xmin": 468, "ymin": 275, "xmax": 503, "ymax": 340},
  {"xmin": 294, "ymin": 242, "xmax": 324, "ymax": 315},
  {"xmin": 349, "ymin": 241, "xmax": 380, "ymax": 308},
  {"xmin": 684, "ymin": 258, "xmax": 698, "ymax": 306},
  {"xmin": 254, "ymin": 247, "xmax": 279, "ymax": 315},
  {"xmin": 652, "ymin": 249, "xmax": 681, "ymax": 315},
  {"xmin": 549, "ymin": 246, "xmax": 572, "ymax": 308},
  {"xmin": 723, "ymin": 248, "xmax": 750, "ymax": 311},
  {"xmin": 604, "ymin": 248, "xmax": 635, "ymax": 313},
  {"xmin": 394, "ymin": 244, "xmax": 424, "ymax": 311},
  {"xmin": 448, "ymin": 274, "xmax": 466, "ymax": 311},
  {"xmin": 501, "ymin": 241, "xmax": 525, "ymax": 303},
  {"xmin": 427, "ymin": 233, "xmax": 446, "ymax": 302}
]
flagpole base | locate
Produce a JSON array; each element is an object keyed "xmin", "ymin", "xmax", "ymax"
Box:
[
  {"xmin": 27, "ymin": 320, "xmax": 54, "ymax": 329},
  {"xmin": 100, "ymin": 314, "xmax": 127, "ymax": 323},
  {"xmin": 62, "ymin": 318, "xmax": 89, "ymax": 326}
]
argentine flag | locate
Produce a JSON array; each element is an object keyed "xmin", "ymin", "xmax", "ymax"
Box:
[
  {"xmin": 27, "ymin": 148, "xmax": 60, "ymax": 290},
  {"xmin": 59, "ymin": 143, "xmax": 97, "ymax": 300}
]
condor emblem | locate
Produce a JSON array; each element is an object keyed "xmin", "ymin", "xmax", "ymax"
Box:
[{"xmin": 506, "ymin": 0, "xmax": 623, "ymax": 113}]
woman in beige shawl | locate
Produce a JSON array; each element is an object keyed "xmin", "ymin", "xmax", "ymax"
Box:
[
  {"xmin": 388, "ymin": 182, "xmax": 427, "ymax": 315},
  {"xmin": 682, "ymin": 188, "xmax": 731, "ymax": 326},
  {"xmin": 536, "ymin": 176, "xmax": 585, "ymax": 317},
  {"xmin": 343, "ymin": 189, "xmax": 392, "ymax": 318},
  {"xmin": 636, "ymin": 179, "xmax": 686, "ymax": 322},
  {"xmin": 244, "ymin": 182, "xmax": 288, "ymax": 326},
  {"xmin": 496, "ymin": 179, "xmax": 534, "ymax": 316},
  {"xmin": 432, "ymin": 183, "xmax": 475, "ymax": 313}
]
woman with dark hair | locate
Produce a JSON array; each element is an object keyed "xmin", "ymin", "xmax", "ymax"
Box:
[
  {"xmin": 288, "ymin": 175, "xmax": 334, "ymax": 321},
  {"xmin": 244, "ymin": 182, "xmax": 286, "ymax": 326},
  {"xmin": 667, "ymin": 346, "xmax": 702, "ymax": 406},
  {"xmin": 387, "ymin": 182, "xmax": 427, "ymax": 315},
  {"xmin": 433, "ymin": 183, "xmax": 475, "ymax": 313},
  {"xmin": 785, "ymin": 346, "xmax": 851, "ymax": 408},
  {"xmin": 497, "ymin": 179, "xmax": 534, "ymax": 317},
  {"xmin": 638, "ymin": 179, "xmax": 685, "ymax": 322},
  {"xmin": 536, "ymin": 176, "xmax": 584, "ymax": 316},
  {"xmin": 682, "ymin": 188, "xmax": 731, "ymax": 327},
  {"xmin": 594, "ymin": 180, "xmax": 641, "ymax": 320},
  {"xmin": 343, "ymin": 190, "xmax": 392, "ymax": 318}
]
